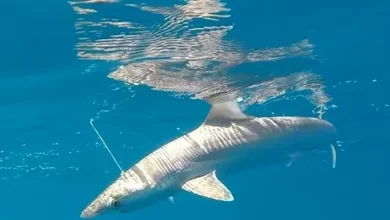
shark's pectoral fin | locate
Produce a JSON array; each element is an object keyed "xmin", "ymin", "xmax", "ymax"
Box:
[{"xmin": 182, "ymin": 170, "xmax": 234, "ymax": 201}]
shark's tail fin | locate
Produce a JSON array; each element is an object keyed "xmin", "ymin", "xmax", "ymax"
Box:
[{"xmin": 202, "ymin": 90, "xmax": 249, "ymax": 126}]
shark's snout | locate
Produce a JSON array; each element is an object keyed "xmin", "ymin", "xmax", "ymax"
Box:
[{"xmin": 80, "ymin": 208, "xmax": 98, "ymax": 219}]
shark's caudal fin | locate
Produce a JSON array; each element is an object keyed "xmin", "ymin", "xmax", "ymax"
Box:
[
  {"xmin": 182, "ymin": 170, "xmax": 234, "ymax": 201},
  {"xmin": 202, "ymin": 91, "xmax": 249, "ymax": 126}
]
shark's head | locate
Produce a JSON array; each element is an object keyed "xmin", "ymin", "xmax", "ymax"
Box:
[{"xmin": 80, "ymin": 172, "xmax": 149, "ymax": 218}]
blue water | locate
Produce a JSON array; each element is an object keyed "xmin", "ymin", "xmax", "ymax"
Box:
[{"xmin": 1, "ymin": 0, "xmax": 389, "ymax": 220}]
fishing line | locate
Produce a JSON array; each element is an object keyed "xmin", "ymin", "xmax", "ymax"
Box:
[{"xmin": 89, "ymin": 118, "xmax": 124, "ymax": 175}]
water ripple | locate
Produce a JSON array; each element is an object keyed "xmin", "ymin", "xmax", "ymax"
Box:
[
  {"xmin": 0, "ymin": 0, "xmax": 340, "ymax": 182},
  {"xmin": 69, "ymin": 0, "xmax": 330, "ymax": 116},
  {"xmin": 70, "ymin": 0, "xmax": 313, "ymax": 63}
]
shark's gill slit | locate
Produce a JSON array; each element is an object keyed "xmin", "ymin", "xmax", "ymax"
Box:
[{"xmin": 89, "ymin": 118, "xmax": 125, "ymax": 174}]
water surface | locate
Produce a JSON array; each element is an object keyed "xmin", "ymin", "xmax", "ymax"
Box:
[{"xmin": 0, "ymin": 0, "xmax": 389, "ymax": 220}]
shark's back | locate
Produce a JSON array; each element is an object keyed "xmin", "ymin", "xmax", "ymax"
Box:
[
  {"xmin": 164, "ymin": 114, "xmax": 335, "ymax": 167},
  {"xmin": 161, "ymin": 89, "xmax": 335, "ymax": 166}
]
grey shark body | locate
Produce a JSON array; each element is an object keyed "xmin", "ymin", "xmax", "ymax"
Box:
[{"xmin": 81, "ymin": 92, "xmax": 337, "ymax": 218}]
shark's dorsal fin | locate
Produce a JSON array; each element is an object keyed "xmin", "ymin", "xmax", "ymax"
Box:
[
  {"xmin": 181, "ymin": 170, "xmax": 234, "ymax": 201},
  {"xmin": 203, "ymin": 91, "xmax": 249, "ymax": 126}
]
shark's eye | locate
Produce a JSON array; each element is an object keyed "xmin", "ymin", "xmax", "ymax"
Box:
[{"xmin": 110, "ymin": 199, "xmax": 120, "ymax": 208}]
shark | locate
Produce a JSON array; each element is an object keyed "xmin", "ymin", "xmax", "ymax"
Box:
[{"xmin": 80, "ymin": 91, "xmax": 337, "ymax": 218}]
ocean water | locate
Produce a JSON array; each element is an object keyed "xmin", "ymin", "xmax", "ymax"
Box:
[{"xmin": 1, "ymin": 0, "xmax": 389, "ymax": 220}]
